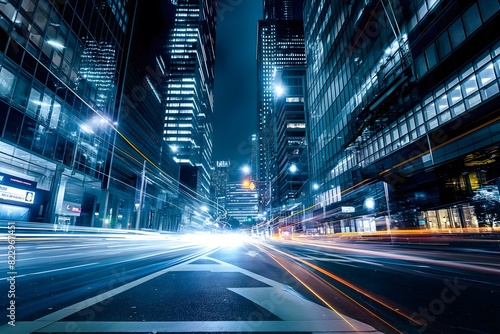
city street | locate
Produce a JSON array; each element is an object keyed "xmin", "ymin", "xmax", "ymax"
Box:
[{"xmin": 1, "ymin": 230, "xmax": 499, "ymax": 334}]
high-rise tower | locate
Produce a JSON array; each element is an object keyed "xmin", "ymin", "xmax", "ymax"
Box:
[
  {"xmin": 164, "ymin": 0, "xmax": 217, "ymax": 201},
  {"xmin": 257, "ymin": 0, "xmax": 305, "ymax": 216}
]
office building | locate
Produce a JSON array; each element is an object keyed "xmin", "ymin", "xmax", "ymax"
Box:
[
  {"xmin": 257, "ymin": 0, "xmax": 306, "ymax": 217},
  {"xmin": 304, "ymin": 0, "xmax": 500, "ymax": 232},
  {"xmin": 0, "ymin": 0, "xmax": 134, "ymax": 226},
  {"xmin": 163, "ymin": 0, "xmax": 217, "ymax": 202},
  {"xmin": 273, "ymin": 67, "xmax": 308, "ymax": 207},
  {"xmin": 210, "ymin": 160, "xmax": 230, "ymax": 217},
  {"xmin": 109, "ymin": 0, "xmax": 182, "ymax": 231},
  {"xmin": 225, "ymin": 180, "xmax": 259, "ymax": 226}
]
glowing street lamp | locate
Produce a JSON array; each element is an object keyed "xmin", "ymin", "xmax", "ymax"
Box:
[{"xmin": 241, "ymin": 165, "xmax": 251, "ymax": 175}]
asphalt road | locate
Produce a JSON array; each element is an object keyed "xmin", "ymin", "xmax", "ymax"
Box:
[{"xmin": 1, "ymin": 231, "xmax": 499, "ymax": 334}]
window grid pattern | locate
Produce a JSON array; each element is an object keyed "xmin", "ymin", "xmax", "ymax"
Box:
[{"xmin": 359, "ymin": 41, "xmax": 500, "ymax": 166}]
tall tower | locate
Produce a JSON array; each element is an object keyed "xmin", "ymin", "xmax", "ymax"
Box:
[
  {"xmin": 164, "ymin": 0, "xmax": 217, "ymax": 200},
  {"xmin": 257, "ymin": 0, "xmax": 305, "ymax": 214},
  {"xmin": 0, "ymin": 0, "xmax": 133, "ymax": 226}
]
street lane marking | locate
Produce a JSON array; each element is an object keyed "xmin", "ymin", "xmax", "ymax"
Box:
[
  {"xmin": 27, "ymin": 320, "xmax": 381, "ymax": 332},
  {"xmin": 0, "ymin": 250, "xmax": 218, "ymax": 334},
  {"xmin": 0, "ymin": 263, "xmax": 99, "ymax": 280},
  {"xmin": 0, "ymin": 254, "xmax": 381, "ymax": 334}
]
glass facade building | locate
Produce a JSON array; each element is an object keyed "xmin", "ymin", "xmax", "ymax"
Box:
[
  {"xmin": 257, "ymin": 0, "xmax": 305, "ymax": 217},
  {"xmin": 273, "ymin": 68, "xmax": 308, "ymax": 207},
  {"xmin": 304, "ymin": 0, "xmax": 500, "ymax": 232},
  {"xmin": 0, "ymin": 0, "xmax": 133, "ymax": 226},
  {"xmin": 225, "ymin": 180, "xmax": 259, "ymax": 226},
  {"xmin": 109, "ymin": 0, "xmax": 182, "ymax": 231},
  {"xmin": 163, "ymin": 0, "xmax": 217, "ymax": 201}
]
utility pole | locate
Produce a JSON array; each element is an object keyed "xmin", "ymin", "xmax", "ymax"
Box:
[{"xmin": 135, "ymin": 160, "xmax": 146, "ymax": 230}]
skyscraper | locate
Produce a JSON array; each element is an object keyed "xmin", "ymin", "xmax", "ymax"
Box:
[
  {"xmin": 257, "ymin": 0, "xmax": 305, "ymax": 217},
  {"xmin": 0, "ymin": 0, "xmax": 134, "ymax": 226},
  {"xmin": 304, "ymin": 0, "xmax": 500, "ymax": 232},
  {"xmin": 163, "ymin": 0, "xmax": 217, "ymax": 201}
]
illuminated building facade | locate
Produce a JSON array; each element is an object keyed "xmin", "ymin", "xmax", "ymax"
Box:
[
  {"xmin": 210, "ymin": 160, "xmax": 230, "ymax": 216},
  {"xmin": 304, "ymin": 0, "xmax": 500, "ymax": 232},
  {"xmin": 273, "ymin": 67, "xmax": 308, "ymax": 210},
  {"xmin": 0, "ymin": 0, "xmax": 133, "ymax": 226},
  {"xmin": 164, "ymin": 0, "xmax": 217, "ymax": 201},
  {"xmin": 257, "ymin": 0, "xmax": 305, "ymax": 215},
  {"xmin": 225, "ymin": 181, "xmax": 259, "ymax": 226}
]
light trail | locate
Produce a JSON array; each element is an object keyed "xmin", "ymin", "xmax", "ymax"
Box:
[{"xmin": 252, "ymin": 242, "xmax": 412, "ymax": 333}]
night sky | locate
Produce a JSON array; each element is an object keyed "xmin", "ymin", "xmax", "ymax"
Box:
[{"xmin": 212, "ymin": 1, "xmax": 263, "ymax": 168}]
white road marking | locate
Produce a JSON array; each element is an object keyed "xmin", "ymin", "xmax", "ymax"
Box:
[
  {"xmin": 0, "ymin": 255, "xmax": 382, "ymax": 334},
  {"xmin": 28, "ymin": 320, "xmax": 381, "ymax": 332},
  {"xmin": 0, "ymin": 263, "xmax": 99, "ymax": 280},
  {"xmin": 246, "ymin": 250, "xmax": 259, "ymax": 257}
]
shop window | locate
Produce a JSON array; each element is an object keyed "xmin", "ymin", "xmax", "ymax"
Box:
[
  {"xmin": 449, "ymin": 19, "xmax": 466, "ymax": 49},
  {"xmin": 463, "ymin": 4, "xmax": 482, "ymax": 36},
  {"xmin": 478, "ymin": 0, "xmax": 499, "ymax": 22}
]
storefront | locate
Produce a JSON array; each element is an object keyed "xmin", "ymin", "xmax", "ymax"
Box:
[{"xmin": 0, "ymin": 172, "xmax": 41, "ymax": 221}]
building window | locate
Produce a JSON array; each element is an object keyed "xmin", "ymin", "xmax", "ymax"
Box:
[
  {"xmin": 425, "ymin": 43, "xmax": 438, "ymax": 69},
  {"xmin": 436, "ymin": 32, "xmax": 452, "ymax": 59},
  {"xmin": 463, "ymin": 4, "xmax": 482, "ymax": 36},
  {"xmin": 478, "ymin": 0, "xmax": 500, "ymax": 21},
  {"xmin": 0, "ymin": 67, "xmax": 15, "ymax": 97},
  {"xmin": 449, "ymin": 19, "xmax": 466, "ymax": 49}
]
